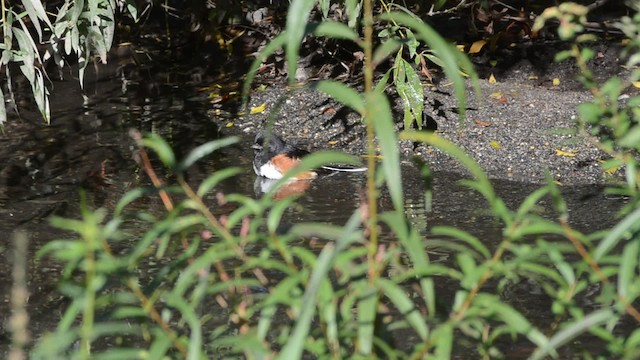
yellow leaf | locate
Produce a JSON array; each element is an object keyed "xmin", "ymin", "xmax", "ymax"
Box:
[
  {"xmin": 456, "ymin": 44, "xmax": 465, "ymax": 51},
  {"xmin": 469, "ymin": 39, "xmax": 487, "ymax": 54},
  {"xmin": 490, "ymin": 92, "xmax": 502, "ymax": 99},
  {"xmin": 328, "ymin": 141, "xmax": 338, "ymax": 145},
  {"xmin": 632, "ymin": 82, "xmax": 640, "ymax": 89},
  {"xmin": 552, "ymin": 78, "xmax": 560, "ymax": 86},
  {"xmin": 226, "ymin": 122, "xmax": 234, "ymax": 128},
  {"xmin": 528, "ymin": 75, "xmax": 538, "ymax": 80},
  {"xmin": 489, "ymin": 141, "xmax": 501, "ymax": 149},
  {"xmin": 250, "ymin": 103, "xmax": 267, "ymax": 114},
  {"xmin": 555, "ymin": 149, "xmax": 575, "ymax": 157},
  {"xmin": 489, "ymin": 73, "xmax": 496, "ymax": 84}
]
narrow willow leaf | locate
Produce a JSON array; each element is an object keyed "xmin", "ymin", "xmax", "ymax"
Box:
[
  {"xmin": 71, "ymin": 0, "xmax": 85, "ymax": 24},
  {"xmin": 286, "ymin": 0, "xmax": 315, "ymax": 84},
  {"xmin": 310, "ymin": 21, "xmax": 359, "ymax": 41},
  {"xmin": 267, "ymin": 196, "xmax": 297, "ymax": 234},
  {"xmin": 357, "ymin": 282, "xmax": 378, "ymax": 355},
  {"xmin": 21, "ymin": 0, "xmax": 43, "ymax": 40},
  {"xmin": 178, "ymin": 136, "xmax": 238, "ymax": 172},
  {"xmin": 401, "ymin": 131, "xmax": 496, "ymax": 205},
  {"xmin": 618, "ymin": 240, "xmax": 639, "ymax": 299},
  {"xmin": 530, "ymin": 309, "xmax": 614, "ymax": 360},
  {"xmin": 380, "ymin": 211, "xmax": 435, "ymax": 315},
  {"xmin": 125, "ymin": 0, "xmax": 138, "ymax": 20},
  {"xmin": 368, "ymin": 91, "xmax": 403, "ymax": 211},
  {"xmin": 291, "ymin": 223, "xmax": 359, "ymax": 242},
  {"xmin": 373, "ymin": 38, "xmax": 401, "ymax": 66},
  {"xmin": 374, "ymin": 68, "xmax": 392, "ymax": 94},
  {"xmin": 377, "ymin": 278, "xmax": 428, "ymax": 340},
  {"xmin": 141, "ymin": 133, "xmax": 176, "ymax": 169},
  {"xmin": 197, "ymin": 167, "xmax": 243, "ymax": 197},
  {"xmin": 516, "ymin": 186, "xmax": 550, "ymax": 218},
  {"xmin": 432, "ymin": 323, "xmax": 453, "ymax": 359},
  {"xmin": 320, "ymin": 0, "xmax": 330, "ymax": 18},
  {"xmin": 345, "ymin": 0, "xmax": 361, "ymax": 28},
  {"xmin": 594, "ymin": 207, "xmax": 640, "ymax": 261},
  {"xmin": 313, "ymin": 80, "xmax": 365, "ymax": 114},
  {"xmin": 13, "ymin": 29, "xmax": 36, "ymax": 82},
  {"xmin": 279, "ymin": 212, "xmax": 362, "ymax": 359},
  {"xmin": 0, "ymin": 85, "xmax": 6, "ymax": 126},
  {"xmin": 380, "ymin": 12, "xmax": 479, "ymax": 121},
  {"xmin": 619, "ymin": 126, "xmax": 640, "ymax": 149},
  {"xmin": 243, "ymin": 31, "xmax": 287, "ymax": 106},
  {"xmin": 431, "ymin": 226, "xmax": 490, "ymax": 259},
  {"xmin": 279, "ymin": 243, "xmax": 336, "ymax": 359}
]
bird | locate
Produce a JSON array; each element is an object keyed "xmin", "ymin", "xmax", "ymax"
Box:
[{"xmin": 252, "ymin": 131, "xmax": 366, "ymax": 180}]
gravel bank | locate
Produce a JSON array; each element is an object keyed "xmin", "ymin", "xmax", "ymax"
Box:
[{"xmin": 210, "ymin": 43, "xmax": 636, "ymax": 185}]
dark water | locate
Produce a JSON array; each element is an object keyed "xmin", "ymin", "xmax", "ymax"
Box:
[{"xmin": 0, "ymin": 60, "xmax": 626, "ymax": 357}]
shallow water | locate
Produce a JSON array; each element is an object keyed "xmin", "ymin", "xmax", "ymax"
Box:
[{"xmin": 0, "ymin": 59, "xmax": 627, "ymax": 357}]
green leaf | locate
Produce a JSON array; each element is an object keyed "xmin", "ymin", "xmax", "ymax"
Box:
[
  {"xmin": 380, "ymin": 12, "xmax": 479, "ymax": 122},
  {"xmin": 310, "ymin": 21, "xmax": 359, "ymax": 42},
  {"xmin": 380, "ymin": 211, "xmax": 436, "ymax": 314},
  {"xmin": 368, "ymin": 91, "xmax": 404, "ymax": 211},
  {"xmin": 431, "ymin": 226, "xmax": 490, "ymax": 259},
  {"xmin": 313, "ymin": 80, "xmax": 365, "ymax": 114},
  {"xmin": 377, "ymin": 278, "xmax": 428, "ymax": 340},
  {"xmin": 279, "ymin": 211, "xmax": 362, "ymax": 358},
  {"xmin": 141, "ymin": 133, "xmax": 176, "ymax": 169},
  {"xmin": 243, "ymin": 31, "xmax": 288, "ymax": 106},
  {"xmin": 197, "ymin": 167, "xmax": 243, "ymax": 197},
  {"xmin": 178, "ymin": 136, "xmax": 238, "ymax": 172},
  {"xmin": 345, "ymin": 0, "xmax": 362, "ymax": 28},
  {"xmin": 405, "ymin": 29, "xmax": 419, "ymax": 58},
  {"xmin": 530, "ymin": 309, "xmax": 614, "ymax": 360},
  {"xmin": 396, "ymin": 56, "xmax": 424, "ymax": 129},
  {"xmin": 114, "ymin": 187, "xmax": 156, "ymax": 217},
  {"xmin": 286, "ymin": 0, "xmax": 316, "ymax": 84},
  {"xmin": 125, "ymin": 0, "xmax": 138, "ymax": 20},
  {"xmin": 577, "ymin": 102, "xmax": 602, "ymax": 123},
  {"xmin": 401, "ymin": 131, "xmax": 497, "ymax": 207},
  {"xmin": 21, "ymin": 0, "xmax": 47, "ymax": 41},
  {"xmin": 373, "ymin": 38, "xmax": 401, "ymax": 67},
  {"xmin": 267, "ymin": 196, "xmax": 297, "ymax": 234},
  {"xmin": 356, "ymin": 281, "xmax": 378, "ymax": 355},
  {"xmin": 374, "ymin": 68, "xmax": 392, "ymax": 94},
  {"xmin": 432, "ymin": 323, "xmax": 453, "ymax": 359},
  {"xmin": 0, "ymin": 84, "xmax": 6, "ymax": 126},
  {"xmin": 619, "ymin": 126, "xmax": 640, "ymax": 149},
  {"xmin": 279, "ymin": 243, "xmax": 334, "ymax": 359},
  {"xmin": 618, "ymin": 239, "xmax": 639, "ymax": 299},
  {"xmin": 594, "ymin": 207, "xmax": 640, "ymax": 261}
]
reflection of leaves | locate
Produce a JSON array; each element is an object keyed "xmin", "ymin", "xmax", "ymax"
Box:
[{"xmin": 394, "ymin": 51, "xmax": 424, "ymax": 130}]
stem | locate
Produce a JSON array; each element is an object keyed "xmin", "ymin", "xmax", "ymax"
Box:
[{"xmin": 363, "ymin": 0, "xmax": 378, "ymax": 280}]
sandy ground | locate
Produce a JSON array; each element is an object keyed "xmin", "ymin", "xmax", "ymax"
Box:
[{"xmin": 211, "ymin": 42, "xmax": 637, "ymax": 185}]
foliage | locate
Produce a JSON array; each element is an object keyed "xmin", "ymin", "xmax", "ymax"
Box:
[
  {"xmin": 21, "ymin": 0, "xmax": 640, "ymax": 359},
  {"xmin": 0, "ymin": 0, "xmax": 136, "ymax": 125},
  {"xmin": 534, "ymin": 3, "xmax": 640, "ymax": 215}
]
